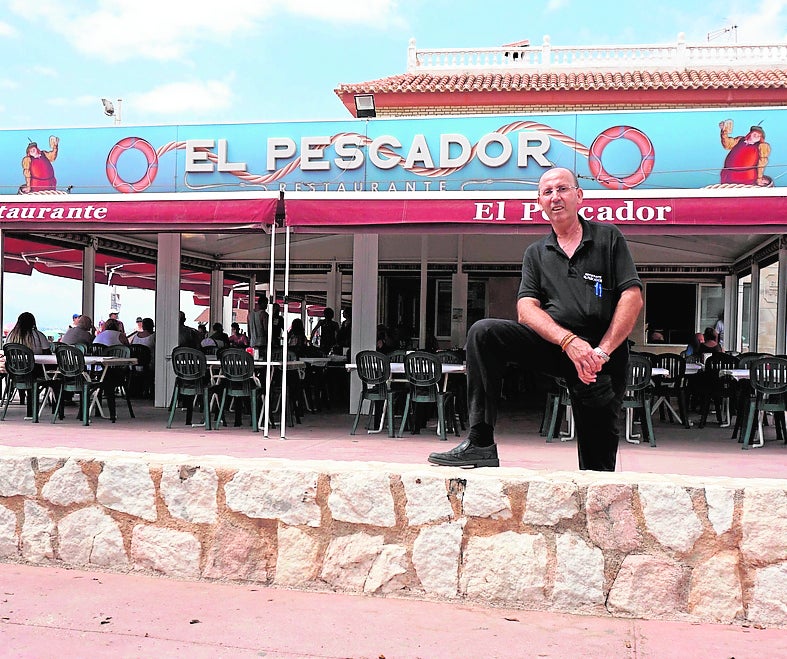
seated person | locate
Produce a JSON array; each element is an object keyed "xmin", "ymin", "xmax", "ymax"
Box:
[
  {"xmin": 207, "ymin": 322, "xmax": 230, "ymax": 349},
  {"xmin": 61, "ymin": 315, "xmax": 95, "ymax": 347},
  {"xmin": 685, "ymin": 332, "xmax": 704, "ymax": 356},
  {"xmin": 228, "ymin": 322, "xmax": 249, "ymax": 348},
  {"xmin": 93, "ymin": 318, "xmax": 128, "ymax": 347},
  {"xmin": 698, "ymin": 327, "xmax": 722, "ymax": 354},
  {"xmin": 287, "ymin": 318, "xmax": 309, "ymax": 358}
]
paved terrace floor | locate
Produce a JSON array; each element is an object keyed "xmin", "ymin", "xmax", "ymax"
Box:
[{"xmin": 0, "ymin": 395, "xmax": 784, "ymax": 478}]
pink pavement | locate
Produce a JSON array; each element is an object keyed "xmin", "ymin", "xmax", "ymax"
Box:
[
  {"xmin": 2, "ymin": 399, "xmax": 787, "ymax": 656},
  {"xmin": 2, "ymin": 562, "xmax": 786, "ymax": 658}
]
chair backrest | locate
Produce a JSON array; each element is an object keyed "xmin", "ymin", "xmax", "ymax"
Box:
[
  {"xmin": 219, "ymin": 348, "xmax": 255, "ymax": 382},
  {"xmin": 171, "ymin": 347, "xmax": 207, "ymax": 383},
  {"xmin": 737, "ymin": 353, "xmax": 763, "ymax": 370},
  {"xmin": 633, "ymin": 351, "xmax": 658, "ymax": 366},
  {"xmin": 2, "ymin": 343, "xmax": 36, "ymax": 378},
  {"xmin": 128, "ymin": 344, "xmax": 152, "ymax": 367},
  {"xmin": 704, "ymin": 352, "xmax": 739, "ymax": 376},
  {"xmin": 626, "ymin": 354, "xmax": 652, "ymax": 392},
  {"xmin": 105, "ymin": 344, "xmax": 131, "ymax": 359},
  {"xmin": 656, "ymin": 353, "xmax": 686, "ymax": 382},
  {"xmin": 436, "ymin": 350, "xmax": 463, "ymax": 364},
  {"xmin": 55, "ymin": 344, "xmax": 88, "ymax": 379},
  {"xmin": 749, "ymin": 357, "xmax": 787, "ymax": 397},
  {"xmin": 86, "ymin": 343, "xmax": 105, "ymax": 356},
  {"xmin": 403, "ymin": 351, "xmax": 442, "ymax": 402},
  {"xmin": 388, "ymin": 349, "xmax": 408, "ymax": 363},
  {"xmin": 355, "ymin": 350, "xmax": 390, "ymax": 387}
]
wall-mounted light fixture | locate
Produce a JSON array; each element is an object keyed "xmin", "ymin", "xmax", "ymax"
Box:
[{"xmin": 354, "ymin": 94, "xmax": 376, "ymax": 118}]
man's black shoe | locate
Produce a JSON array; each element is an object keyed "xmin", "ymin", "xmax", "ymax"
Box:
[{"xmin": 428, "ymin": 439, "xmax": 499, "ymax": 468}]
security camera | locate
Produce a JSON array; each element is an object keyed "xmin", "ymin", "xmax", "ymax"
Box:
[{"xmin": 101, "ymin": 98, "xmax": 115, "ymax": 116}]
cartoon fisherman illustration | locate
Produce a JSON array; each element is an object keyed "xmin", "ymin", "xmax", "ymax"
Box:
[
  {"xmin": 719, "ymin": 120, "xmax": 771, "ymax": 186},
  {"xmin": 20, "ymin": 135, "xmax": 60, "ymax": 193}
]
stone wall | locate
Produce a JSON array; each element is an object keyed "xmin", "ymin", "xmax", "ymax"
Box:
[{"xmin": 1, "ymin": 447, "xmax": 786, "ymax": 627}]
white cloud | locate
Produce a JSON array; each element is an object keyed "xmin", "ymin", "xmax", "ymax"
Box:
[
  {"xmin": 728, "ymin": 0, "xmax": 787, "ymax": 41},
  {"xmin": 544, "ymin": 0, "xmax": 570, "ymax": 11},
  {"xmin": 0, "ymin": 21, "xmax": 16, "ymax": 37},
  {"xmin": 0, "ymin": 78, "xmax": 18, "ymax": 90},
  {"xmin": 284, "ymin": 0, "xmax": 405, "ymax": 26},
  {"xmin": 6, "ymin": 0, "xmax": 403, "ymax": 62},
  {"xmin": 133, "ymin": 80, "xmax": 234, "ymax": 115},
  {"xmin": 30, "ymin": 65, "xmax": 57, "ymax": 77}
]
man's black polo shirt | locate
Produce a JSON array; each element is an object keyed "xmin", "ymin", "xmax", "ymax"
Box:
[{"xmin": 517, "ymin": 216, "xmax": 641, "ymax": 345}]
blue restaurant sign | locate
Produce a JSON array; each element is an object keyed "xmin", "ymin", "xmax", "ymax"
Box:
[{"xmin": 1, "ymin": 107, "xmax": 785, "ymax": 197}]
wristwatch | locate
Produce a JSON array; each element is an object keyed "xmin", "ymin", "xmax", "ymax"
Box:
[{"xmin": 593, "ymin": 347, "xmax": 610, "ymax": 362}]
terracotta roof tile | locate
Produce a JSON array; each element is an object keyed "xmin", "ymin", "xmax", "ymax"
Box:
[{"xmin": 336, "ymin": 68, "xmax": 787, "ymax": 95}]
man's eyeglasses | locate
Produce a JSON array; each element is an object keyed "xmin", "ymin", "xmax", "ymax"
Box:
[{"xmin": 539, "ymin": 185, "xmax": 578, "ymax": 197}]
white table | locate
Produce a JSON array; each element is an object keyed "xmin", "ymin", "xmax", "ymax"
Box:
[{"xmin": 35, "ymin": 354, "xmax": 137, "ymax": 419}]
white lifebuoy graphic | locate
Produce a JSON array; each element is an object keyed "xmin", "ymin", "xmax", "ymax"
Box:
[
  {"xmin": 106, "ymin": 137, "xmax": 159, "ymax": 193},
  {"xmin": 588, "ymin": 126, "xmax": 654, "ymax": 190}
]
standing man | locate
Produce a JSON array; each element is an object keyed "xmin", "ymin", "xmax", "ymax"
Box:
[
  {"xmin": 247, "ymin": 294, "xmax": 269, "ymax": 353},
  {"xmin": 429, "ymin": 167, "xmax": 643, "ymax": 471}
]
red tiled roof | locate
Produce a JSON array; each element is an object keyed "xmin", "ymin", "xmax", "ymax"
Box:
[{"xmin": 336, "ymin": 68, "xmax": 787, "ymax": 95}]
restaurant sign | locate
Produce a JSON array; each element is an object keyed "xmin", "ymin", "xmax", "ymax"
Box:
[{"xmin": 1, "ymin": 107, "xmax": 785, "ymax": 197}]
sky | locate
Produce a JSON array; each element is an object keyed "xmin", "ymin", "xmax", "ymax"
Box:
[{"xmin": 1, "ymin": 0, "xmax": 786, "ymax": 330}]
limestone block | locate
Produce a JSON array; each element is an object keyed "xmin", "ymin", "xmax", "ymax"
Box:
[
  {"xmin": 462, "ymin": 477, "xmax": 512, "ymax": 520},
  {"xmin": 203, "ymin": 519, "xmax": 270, "ymax": 582},
  {"xmin": 320, "ymin": 532, "xmax": 384, "ymax": 591},
  {"xmin": 553, "ymin": 532, "xmax": 605, "ymax": 608},
  {"xmin": 688, "ymin": 551, "xmax": 742, "ymax": 623},
  {"xmin": 36, "ymin": 457, "xmax": 63, "ymax": 472},
  {"xmin": 160, "ymin": 464, "xmax": 218, "ymax": 524},
  {"xmin": 21, "ymin": 500, "xmax": 54, "ymax": 561},
  {"xmin": 523, "ymin": 479, "xmax": 578, "ymax": 526},
  {"xmin": 275, "ymin": 524, "xmax": 320, "ymax": 587},
  {"xmin": 0, "ymin": 504, "xmax": 18, "ymax": 558},
  {"xmin": 460, "ymin": 531, "xmax": 548, "ymax": 605},
  {"xmin": 639, "ymin": 483, "xmax": 702, "ymax": 553},
  {"xmin": 586, "ymin": 483, "xmax": 641, "ymax": 552},
  {"xmin": 607, "ymin": 555, "xmax": 688, "ymax": 617},
  {"xmin": 42, "ymin": 458, "xmax": 93, "ymax": 506},
  {"xmin": 328, "ymin": 471, "xmax": 396, "ymax": 527},
  {"xmin": 741, "ymin": 487, "xmax": 787, "ymax": 563},
  {"xmin": 225, "ymin": 468, "xmax": 320, "ymax": 526},
  {"xmin": 704, "ymin": 486, "xmax": 735, "ymax": 536},
  {"xmin": 131, "ymin": 525, "xmax": 201, "ymax": 579},
  {"xmin": 96, "ymin": 459, "xmax": 157, "ymax": 522},
  {"xmin": 748, "ymin": 562, "xmax": 787, "ymax": 626},
  {"xmin": 401, "ymin": 472, "xmax": 452, "ymax": 525},
  {"xmin": 365, "ymin": 544, "xmax": 408, "ymax": 594},
  {"xmin": 58, "ymin": 507, "xmax": 128, "ymax": 567},
  {"xmin": 0, "ymin": 456, "xmax": 36, "ymax": 497},
  {"xmin": 413, "ymin": 521, "xmax": 465, "ymax": 598}
]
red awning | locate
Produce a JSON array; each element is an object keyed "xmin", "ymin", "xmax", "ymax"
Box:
[
  {"xmin": 0, "ymin": 194, "xmax": 278, "ymax": 231},
  {"xmin": 2, "ymin": 236, "xmax": 240, "ymax": 296},
  {"xmin": 283, "ymin": 192, "xmax": 787, "ymax": 234}
]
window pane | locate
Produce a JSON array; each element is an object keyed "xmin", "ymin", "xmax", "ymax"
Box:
[
  {"xmin": 759, "ymin": 262, "xmax": 779, "ymax": 354},
  {"xmin": 435, "ymin": 280, "xmax": 452, "ymax": 338},
  {"xmin": 645, "ymin": 283, "xmax": 695, "ymax": 345}
]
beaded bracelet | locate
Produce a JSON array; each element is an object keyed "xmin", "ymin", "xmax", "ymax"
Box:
[{"xmin": 559, "ymin": 332, "xmax": 577, "ymax": 352}]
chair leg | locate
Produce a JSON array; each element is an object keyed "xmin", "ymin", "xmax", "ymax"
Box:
[
  {"xmin": 398, "ymin": 397, "xmax": 412, "ymax": 438},
  {"xmin": 81, "ymin": 384, "xmax": 90, "ymax": 426},
  {"xmin": 1, "ymin": 379, "xmax": 15, "ymax": 421},
  {"xmin": 386, "ymin": 393, "xmax": 395, "ymax": 438},
  {"xmin": 350, "ymin": 395, "xmax": 365, "ymax": 435},
  {"xmin": 436, "ymin": 395, "xmax": 446, "ymax": 441},
  {"xmin": 742, "ymin": 400, "xmax": 757, "ymax": 449},
  {"xmin": 203, "ymin": 390, "xmax": 212, "ymax": 431},
  {"xmin": 215, "ymin": 391, "xmax": 228, "ymax": 430},
  {"xmin": 251, "ymin": 394, "xmax": 259, "ymax": 432},
  {"xmin": 166, "ymin": 386, "xmax": 180, "ymax": 428},
  {"xmin": 51, "ymin": 385, "xmax": 65, "ymax": 424},
  {"xmin": 643, "ymin": 399, "xmax": 656, "ymax": 447}
]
